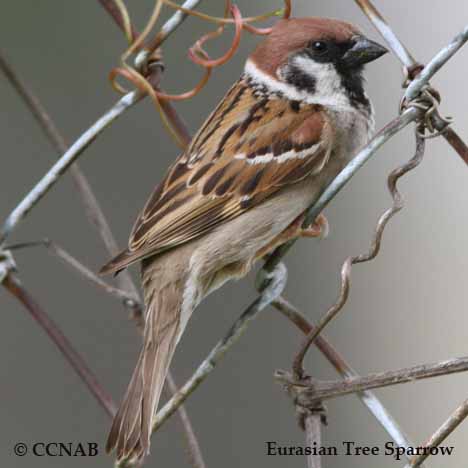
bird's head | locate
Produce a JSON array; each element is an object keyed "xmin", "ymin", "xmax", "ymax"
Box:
[{"xmin": 246, "ymin": 17, "xmax": 388, "ymax": 109}]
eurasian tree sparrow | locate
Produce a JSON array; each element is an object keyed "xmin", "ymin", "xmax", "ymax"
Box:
[{"xmin": 102, "ymin": 17, "xmax": 387, "ymax": 462}]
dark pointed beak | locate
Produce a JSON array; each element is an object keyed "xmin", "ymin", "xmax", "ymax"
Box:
[{"xmin": 342, "ymin": 36, "xmax": 388, "ymax": 67}]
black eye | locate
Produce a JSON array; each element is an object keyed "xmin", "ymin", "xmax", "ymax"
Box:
[{"xmin": 311, "ymin": 41, "xmax": 328, "ymax": 54}]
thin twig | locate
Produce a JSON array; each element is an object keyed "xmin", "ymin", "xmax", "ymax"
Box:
[
  {"xmin": 441, "ymin": 126, "xmax": 468, "ymax": 165},
  {"xmin": 166, "ymin": 374, "xmax": 207, "ymax": 468},
  {"xmin": 70, "ymin": 169, "xmax": 143, "ymax": 308},
  {"xmin": 19, "ymin": 239, "xmax": 138, "ymax": 307},
  {"xmin": 97, "ymin": 0, "xmax": 138, "ymax": 42},
  {"xmin": 0, "ymin": 51, "xmax": 68, "ymax": 152},
  {"xmin": 275, "ymin": 356, "xmax": 468, "ymax": 404},
  {"xmin": 353, "ymin": 0, "xmax": 417, "ymax": 69},
  {"xmin": 0, "ymin": 50, "xmax": 141, "ymax": 313},
  {"xmin": 405, "ymin": 397, "xmax": 468, "ymax": 467},
  {"xmin": 274, "ymin": 297, "xmax": 416, "ymax": 460},
  {"xmin": 159, "ymin": 98, "xmax": 192, "ymax": 146},
  {"xmin": 48, "ymin": 241, "xmax": 135, "ymax": 303},
  {"xmin": 3, "ymin": 273, "xmax": 117, "ymax": 418}
]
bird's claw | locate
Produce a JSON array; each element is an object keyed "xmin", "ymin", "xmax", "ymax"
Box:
[{"xmin": 301, "ymin": 213, "xmax": 329, "ymax": 239}]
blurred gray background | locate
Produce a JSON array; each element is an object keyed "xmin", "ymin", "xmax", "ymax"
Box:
[{"xmin": 1, "ymin": 1, "xmax": 467, "ymax": 467}]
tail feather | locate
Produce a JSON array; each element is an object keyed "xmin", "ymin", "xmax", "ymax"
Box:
[
  {"xmin": 106, "ymin": 266, "xmax": 189, "ymax": 462},
  {"xmin": 99, "ymin": 246, "xmax": 157, "ymax": 276}
]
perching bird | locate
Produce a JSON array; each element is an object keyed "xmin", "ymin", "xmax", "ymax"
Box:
[{"xmin": 102, "ymin": 17, "xmax": 387, "ymax": 462}]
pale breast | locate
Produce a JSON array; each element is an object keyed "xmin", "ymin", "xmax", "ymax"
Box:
[{"xmin": 327, "ymin": 103, "xmax": 374, "ymax": 164}]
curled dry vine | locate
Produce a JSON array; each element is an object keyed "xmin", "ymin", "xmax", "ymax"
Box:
[{"xmin": 291, "ymin": 130, "xmax": 426, "ymax": 380}]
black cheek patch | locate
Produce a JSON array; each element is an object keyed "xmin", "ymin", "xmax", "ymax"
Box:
[{"xmin": 283, "ymin": 64, "xmax": 317, "ymax": 94}]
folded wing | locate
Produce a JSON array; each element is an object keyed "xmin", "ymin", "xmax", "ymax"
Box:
[{"xmin": 101, "ymin": 80, "xmax": 333, "ymax": 275}]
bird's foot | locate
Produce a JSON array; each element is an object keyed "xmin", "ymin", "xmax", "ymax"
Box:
[
  {"xmin": 253, "ymin": 212, "xmax": 329, "ymax": 264},
  {"xmin": 293, "ymin": 212, "xmax": 329, "ymax": 239}
]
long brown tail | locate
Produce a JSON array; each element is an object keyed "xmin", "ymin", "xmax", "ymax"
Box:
[{"xmin": 106, "ymin": 264, "xmax": 188, "ymax": 462}]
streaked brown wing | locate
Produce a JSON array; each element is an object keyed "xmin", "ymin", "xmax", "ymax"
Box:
[{"xmin": 100, "ymin": 78, "xmax": 333, "ymax": 274}]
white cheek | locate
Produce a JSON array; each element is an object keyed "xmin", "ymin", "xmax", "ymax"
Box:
[
  {"xmin": 291, "ymin": 55, "xmax": 351, "ymax": 110},
  {"xmin": 245, "ymin": 59, "xmax": 307, "ymax": 102},
  {"xmin": 244, "ymin": 59, "xmax": 353, "ymax": 112}
]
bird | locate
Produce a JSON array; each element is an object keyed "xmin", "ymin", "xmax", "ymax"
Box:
[{"xmin": 101, "ymin": 17, "xmax": 388, "ymax": 462}]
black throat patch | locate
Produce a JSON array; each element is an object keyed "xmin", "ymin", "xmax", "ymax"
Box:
[{"xmin": 335, "ymin": 65, "xmax": 370, "ymax": 110}]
